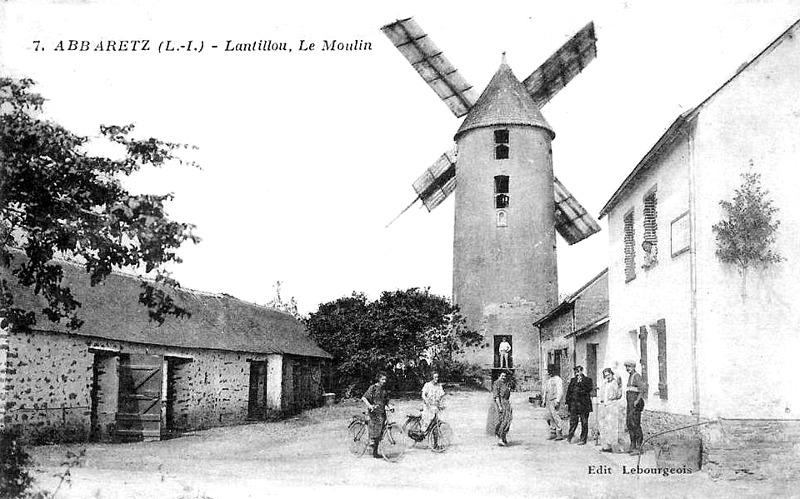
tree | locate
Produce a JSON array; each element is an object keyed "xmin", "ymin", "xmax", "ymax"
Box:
[
  {"xmin": 305, "ymin": 288, "xmax": 481, "ymax": 394},
  {"xmin": 1, "ymin": 77, "xmax": 200, "ymax": 331},
  {"xmin": 712, "ymin": 171, "xmax": 782, "ymax": 298},
  {"xmin": 265, "ymin": 280, "xmax": 302, "ymax": 320}
]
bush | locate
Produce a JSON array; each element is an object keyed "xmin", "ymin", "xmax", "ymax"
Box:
[
  {"xmin": 0, "ymin": 428, "xmax": 39, "ymax": 498},
  {"xmin": 0, "ymin": 428, "xmax": 85, "ymax": 499},
  {"xmin": 431, "ymin": 359, "xmax": 485, "ymax": 387}
]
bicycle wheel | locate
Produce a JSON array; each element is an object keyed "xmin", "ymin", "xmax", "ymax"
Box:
[
  {"xmin": 429, "ymin": 421, "xmax": 454, "ymax": 453},
  {"xmin": 402, "ymin": 418, "xmax": 422, "ymax": 448},
  {"xmin": 347, "ymin": 421, "xmax": 368, "ymax": 456},
  {"xmin": 379, "ymin": 424, "xmax": 407, "ymax": 462}
]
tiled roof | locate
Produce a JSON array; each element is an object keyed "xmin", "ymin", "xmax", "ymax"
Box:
[
  {"xmin": 6, "ymin": 258, "xmax": 331, "ymax": 359},
  {"xmin": 455, "ymin": 62, "xmax": 554, "ymax": 140}
]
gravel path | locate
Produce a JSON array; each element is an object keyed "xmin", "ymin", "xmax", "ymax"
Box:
[{"xmin": 27, "ymin": 391, "xmax": 798, "ymax": 499}]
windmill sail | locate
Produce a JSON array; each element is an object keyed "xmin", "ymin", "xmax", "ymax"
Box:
[
  {"xmin": 523, "ymin": 22, "xmax": 597, "ymax": 108},
  {"xmin": 553, "ymin": 176, "xmax": 601, "ymax": 245},
  {"xmin": 412, "ymin": 146, "xmax": 458, "ymax": 211},
  {"xmin": 381, "ymin": 18, "xmax": 478, "ymax": 118}
]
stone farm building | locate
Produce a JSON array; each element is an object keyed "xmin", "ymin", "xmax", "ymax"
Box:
[
  {"xmin": 534, "ymin": 268, "xmax": 608, "ymax": 391},
  {"xmin": 0, "ymin": 260, "xmax": 331, "ymax": 443}
]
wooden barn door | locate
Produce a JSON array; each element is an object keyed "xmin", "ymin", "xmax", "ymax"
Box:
[
  {"xmin": 116, "ymin": 354, "xmax": 163, "ymax": 441},
  {"xmin": 248, "ymin": 361, "xmax": 267, "ymax": 419}
]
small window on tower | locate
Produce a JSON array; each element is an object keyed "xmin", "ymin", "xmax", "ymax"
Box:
[
  {"xmin": 494, "ymin": 176, "xmax": 509, "ymax": 209},
  {"xmin": 497, "ymin": 210, "xmax": 507, "ymax": 227},
  {"xmin": 494, "ymin": 129, "xmax": 509, "ymax": 160}
]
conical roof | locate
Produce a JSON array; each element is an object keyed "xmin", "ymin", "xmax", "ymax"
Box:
[{"xmin": 455, "ymin": 60, "xmax": 555, "ymax": 140}]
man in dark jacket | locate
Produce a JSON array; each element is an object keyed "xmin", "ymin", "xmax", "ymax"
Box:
[{"xmin": 565, "ymin": 365, "xmax": 594, "ymax": 445}]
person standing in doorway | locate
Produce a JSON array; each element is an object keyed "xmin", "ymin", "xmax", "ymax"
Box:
[
  {"xmin": 542, "ymin": 364, "xmax": 565, "ymax": 440},
  {"xmin": 624, "ymin": 360, "xmax": 647, "ymax": 454},
  {"xmin": 565, "ymin": 365, "xmax": 594, "ymax": 445},
  {"xmin": 498, "ymin": 337, "xmax": 512, "ymax": 368},
  {"xmin": 362, "ymin": 372, "xmax": 391, "ymax": 459}
]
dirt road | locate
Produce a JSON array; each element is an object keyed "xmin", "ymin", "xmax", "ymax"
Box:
[{"xmin": 28, "ymin": 391, "xmax": 796, "ymax": 499}]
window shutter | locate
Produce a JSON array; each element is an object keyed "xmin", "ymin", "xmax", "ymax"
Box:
[
  {"xmin": 643, "ymin": 190, "xmax": 658, "ymax": 244},
  {"xmin": 642, "ymin": 189, "xmax": 659, "ymax": 269},
  {"xmin": 624, "ymin": 211, "xmax": 636, "ymax": 281},
  {"xmin": 655, "ymin": 319, "xmax": 667, "ymax": 399},
  {"xmin": 638, "ymin": 325, "xmax": 648, "ymax": 392}
]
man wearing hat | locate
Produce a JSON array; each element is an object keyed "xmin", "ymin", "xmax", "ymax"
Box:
[
  {"xmin": 541, "ymin": 364, "xmax": 565, "ymax": 440},
  {"xmin": 565, "ymin": 365, "xmax": 594, "ymax": 445},
  {"xmin": 624, "ymin": 360, "xmax": 647, "ymax": 454}
]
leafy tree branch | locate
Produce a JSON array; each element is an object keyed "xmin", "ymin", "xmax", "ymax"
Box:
[{"xmin": 1, "ymin": 77, "xmax": 200, "ymax": 331}]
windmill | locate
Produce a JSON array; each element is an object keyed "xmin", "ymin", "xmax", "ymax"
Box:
[{"xmin": 381, "ymin": 18, "xmax": 601, "ymax": 384}]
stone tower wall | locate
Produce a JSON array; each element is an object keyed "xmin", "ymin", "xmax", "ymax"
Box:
[{"xmin": 453, "ymin": 124, "xmax": 558, "ymax": 384}]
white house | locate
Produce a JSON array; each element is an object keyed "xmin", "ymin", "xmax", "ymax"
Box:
[{"xmin": 599, "ymin": 17, "xmax": 800, "ymax": 477}]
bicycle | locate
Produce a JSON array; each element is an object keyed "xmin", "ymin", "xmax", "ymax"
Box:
[
  {"xmin": 347, "ymin": 409, "xmax": 407, "ymax": 462},
  {"xmin": 402, "ymin": 409, "xmax": 454, "ymax": 453}
]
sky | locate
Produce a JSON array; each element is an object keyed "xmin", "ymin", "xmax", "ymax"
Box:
[{"xmin": 1, "ymin": 0, "xmax": 799, "ymax": 315}]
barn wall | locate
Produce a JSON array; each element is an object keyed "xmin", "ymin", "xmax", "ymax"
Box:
[
  {"xmin": 2, "ymin": 328, "xmax": 277, "ymax": 442},
  {"xmin": 2, "ymin": 329, "xmax": 94, "ymax": 442},
  {"xmin": 170, "ymin": 348, "xmax": 253, "ymax": 430}
]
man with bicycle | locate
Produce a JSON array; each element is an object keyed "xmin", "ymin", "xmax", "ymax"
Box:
[{"xmin": 362, "ymin": 372, "xmax": 391, "ymax": 459}]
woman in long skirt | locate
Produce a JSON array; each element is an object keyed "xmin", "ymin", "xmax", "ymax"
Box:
[
  {"xmin": 598, "ymin": 368, "xmax": 625, "ymax": 452},
  {"xmin": 486, "ymin": 370, "xmax": 513, "ymax": 446}
]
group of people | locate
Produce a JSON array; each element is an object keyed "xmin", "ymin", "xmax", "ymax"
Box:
[
  {"xmin": 360, "ymin": 360, "xmax": 647, "ymax": 458},
  {"xmin": 543, "ymin": 361, "xmax": 646, "ymax": 454}
]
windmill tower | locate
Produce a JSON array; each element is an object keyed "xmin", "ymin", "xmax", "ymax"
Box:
[{"xmin": 382, "ymin": 19, "xmax": 600, "ymax": 388}]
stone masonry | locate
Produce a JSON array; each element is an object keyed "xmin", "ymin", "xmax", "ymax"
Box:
[{"xmin": 2, "ymin": 328, "xmax": 277, "ymax": 442}]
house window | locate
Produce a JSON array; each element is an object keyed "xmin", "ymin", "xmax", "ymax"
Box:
[
  {"xmin": 642, "ymin": 188, "xmax": 658, "ymax": 269},
  {"xmin": 653, "ymin": 319, "xmax": 667, "ymax": 400},
  {"xmin": 495, "ymin": 175, "xmax": 509, "ymax": 208},
  {"xmin": 623, "ymin": 210, "xmax": 636, "ymax": 282},
  {"xmin": 494, "ymin": 129, "xmax": 509, "ymax": 159},
  {"xmin": 671, "ymin": 211, "xmax": 690, "ymax": 257}
]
